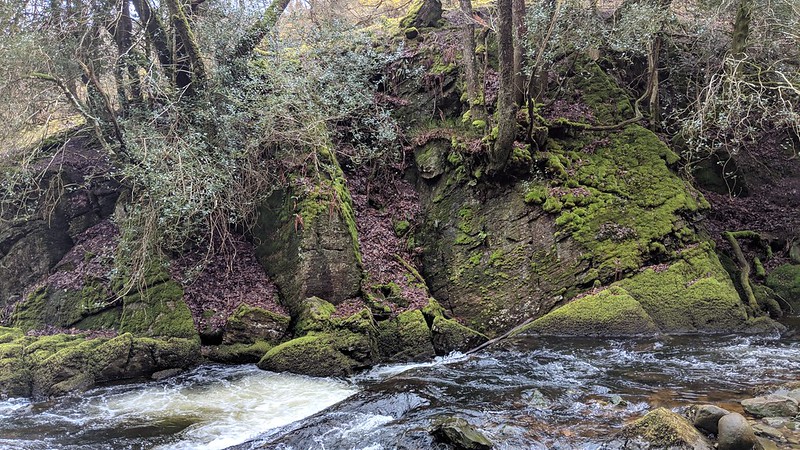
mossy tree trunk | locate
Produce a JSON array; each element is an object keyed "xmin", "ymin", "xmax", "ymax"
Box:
[
  {"xmin": 731, "ymin": 0, "xmax": 753, "ymax": 59},
  {"xmin": 490, "ymin": 0, "xmax": 517, "ymax": 175},
  {"xmin": 512, "ymin": 0, "xmax": 526, "ymax": 105},
  {"xmin": 459, "ymin": 0, "xmax": 485, "ymax": 123}
]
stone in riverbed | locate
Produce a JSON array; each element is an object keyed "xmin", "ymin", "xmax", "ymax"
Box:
[
  {"xmin": 741, "ymin": 395, "xmax": 799, "ymax": 418},
  {"xmin": 717, "ymin": 412, "xmax": 759, "ymax": 450},
  {"xmin": 690, "ymin": 404, "xmax": 730, "ymax": 434},
  {"xmin": 431, "ymin": 417, "xmax": 493, "ymax": 450},
  {"xmin": 621, "ymin": 407, "xmax": 713, "ymax": 450}
]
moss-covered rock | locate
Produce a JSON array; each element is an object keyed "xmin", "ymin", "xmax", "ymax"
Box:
[
  {"xmin": 253, "ymin": 147, "xmax": 362, "ymax": 316},
  {"xmin": 204, "ymin": 341, "xmax": 273, "ymax": 364},
  {"xmin": 119, "ymin": 281, "xmax": 197, "ymax": 340},
  {"xmin": 294, "ymin": 296, "xmax": 337, "ymax": 335},
  {"xmin": 617, "ymin": 245, "xmax": 749, "ymax": 333},
  {"xmin": 621, "ymin": 407, "xmax": 713, "ymax": 450},
  {"xmin": 766, "ymin": 264, "xmax": 800, "ymax": 311},
  {"xmin": 11, "ymin": 281, "xmax": 119, "ymax": 332},
  {"xmin": 377, "ymin": 309, "xmax": 435, "ymax": 362},
  {"xmin": 399, "ymin": 0, "xmax": 442, "ymax": 29},
  {"xmin": 517, "ymin": 286, "xmax": 659, "ymax": 337},
  {"xmin": 0, "ymin": 330, "xmax": 199, "ymax": 399},
  {"xmin": 222, "ymin": 304, "xmax": 290, "ymax": 345},
  {"xmin": 430, "ymin": 316, "xmax": 488, "ymax": 354},
  {"xmin": 257, "ymin": 331, "xmax": 372, "ymax": 377}
]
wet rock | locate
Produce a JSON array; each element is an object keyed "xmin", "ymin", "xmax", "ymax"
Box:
[
  {"xmin": 257, "ymin": 330, "xmax": 374, "ymax": 377},
  {"xmin": 757, "ymin": 436, "xmax": 780, "ymax": 450},
  {"xmin": 762, "ymin": 417, "xmax": 788, "ymax": 428},
  {"xmin": 431, "ymin": 417, "xmax": 493, "ymax": 450},
  {"xmin": 151, "ymin": 368, "xmax": 182, "ymax": 380},
  {"xmin": 717, "ymin": 413, "xmax": 759, "ymax": 450},
  {"xmin": 690, "ymin": 404, "xmax": 730, "ymax": 434},
  {"xmin": 741, "ymin": 395, "xmax": 799, "ymax": 418},
  {"xmin": 621, "ymin": 407, "xmax": 713, "ymax": 450},
  {"xmin": 752, "ymin": 423, "xmax": 785, "ymax": 441}
]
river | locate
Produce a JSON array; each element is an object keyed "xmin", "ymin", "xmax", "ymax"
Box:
[{"xmin": 1, "ymin": 332, "xmax": 799, "ymax": 449}]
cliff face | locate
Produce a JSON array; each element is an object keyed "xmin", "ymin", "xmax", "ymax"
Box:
[{"xmin": 1, "ymin": 25, "xmax": 796, "ymax": 397}]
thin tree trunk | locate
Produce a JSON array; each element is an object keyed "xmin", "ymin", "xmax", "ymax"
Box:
[
  {"xmin": 233, "ymin": 0, "xmax": 292, "ymax": 57},
  {"xmin": 165, "ymin": 0, "xmax": 206, "ymax": 91},
  {"xmin": 731, "ymin": 0, "xmax": 753, "ymax": 58},
  {"xmin": 490, "ymin": 0, "xmax": 517, "ymax": 174},
  {"xmin": 131, "ymin": 0, "xmax": 173, "ymax": 80},
  {"xmin": 512, "ymin": 0, "xmax": 526, "ymax": 105},
  {"xmin": 459, "ymin": 0, "xmax": 484, "ymax": 122}
]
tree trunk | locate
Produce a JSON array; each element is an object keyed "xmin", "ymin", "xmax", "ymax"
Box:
[
  {"xmin": 131, "ymin": 0, "xmax": 174, "ymax": 80},
  {"xmin": 490, "ymin": 0, "xmax": 517, "ymax": 175},
  {"xmin": 233, "ymin": 0, "xmax": 292, "ymax": 57},
  {"xmin": 731, "ymin": 0, "xmax": 753, "ymax": 58},
  {"xmin": 459, "ymin": 0, "xmax": 484, "ymax": 122},
  {"xmin": 165, "ymin": 0, "xmax": 206, "ymax": 91},
  {"xmin": 512, "ymin": 0, "xmax": 526, "ymax": 105}
]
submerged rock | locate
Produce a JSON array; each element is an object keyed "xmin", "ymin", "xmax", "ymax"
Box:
[
  {"xmin": 621, "ymin": 407, "xmax": 713, "ymax": 450},
  {"xmin": 690, "ymin": 404, "xmax": 730, "ymax": 434},
  {"xmin": 431, "ymin": 417, "xmax": 493, "ymax": 450},
  {"xmin": 717, "ymin": 413, "xmax": 759, "ymax": 450},
  {"xmin": 741, "ymin": 395, "xmax": 799, "ymax": 418}
]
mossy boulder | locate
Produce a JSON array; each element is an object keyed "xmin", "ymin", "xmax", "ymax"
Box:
[
  {"xmin": 617, "ymin": 245, "xmax": 750, "ymax": 333},
  {"xmin": 222, "ymin": 304, "xmax": 290, "ymax": 345},
  {"xmin": 431, "ymin": 417, "xmax": 493, "ymax": 450},
  {"xmin": 204, "ymin": 341, "xmax": 273, "ymax": 364},
  {"xmin": 376, "ymin": 309, "xmax": 435, "ymax": 362},
  {"xmin": 253, "ymin": 147, "xmax": 362, "ymax": 316},
  {"xmin": 766, "ymin": 264, "xmax": 800, "ymax": 311},
  {"xmin": 119, "ymin": 281, "xmax": 197, "ymax": 340},
  {"xmin": 0, "ymin": 330, "xmax": 199, "ymax": 399},
  {"xmin": 430, "ymin": 316, "xmax": 488, "ymax": 354},
  {"xmin": 257, "ymin": 331, "xmax": 374, "ymax": 377},
  {"xmin": 517, "ymin": 287, "xmax": 659, "ymax": 337},
  {"xmin": 621, "ymin": 407, "xmax": 713, "ymax": 450}
]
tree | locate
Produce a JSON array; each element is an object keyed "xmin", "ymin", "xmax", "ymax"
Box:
[{"xmin": 490, "ymin": 0, "xmax": 517, "ymax": 174}]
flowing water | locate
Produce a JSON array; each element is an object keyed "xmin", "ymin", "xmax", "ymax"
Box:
[{"xmin": 2, "ymin": 333, "xmax": 799, "ymax": 449}]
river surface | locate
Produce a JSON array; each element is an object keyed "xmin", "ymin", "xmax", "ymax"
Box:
[{"xmin": 1, "ymin": 332, "xmax": 799, "ymax": 449}]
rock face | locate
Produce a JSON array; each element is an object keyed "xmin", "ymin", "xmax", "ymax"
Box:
[
  {"xmin": 622, "ymin": 407, "xmax": 714, "ymax": 450},
  {"xmin": 766, "ymin": 264, "xmax": 800, "ymax": 311},
  {"xmin": 741, "ymin": 395, "xmax": 800, "ymax": 418},
  {"xmin": 431, "ymin": 417, "xmax": 493, "ymax": 450},
  {"xmin": 717, "ymin": 413, "xmax": 759, "ymax": 450},
  {"xmin": 399, "ymin": 0, "xmax": 443, "ymax": 29},
  {"xmin": 253, "ymin": 148, "xmax": 362, "ymax": 316},
  {"xmin": 690, "ymin": 404, "xmax": 730, "ymax": 434}
]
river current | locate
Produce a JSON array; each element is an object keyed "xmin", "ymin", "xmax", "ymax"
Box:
[{"xmin": 1, "ymin": 332, "xmax": 799, "ymax": 449}]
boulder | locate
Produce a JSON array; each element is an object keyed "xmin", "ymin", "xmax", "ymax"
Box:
[
  {"xmin": 690, "ymin": 404, "xmax": 730, "ymax": 434},
  {"xmin": 515, "ymin": 287, "xmax": 660, "ymax": 337},
  {"xmin": 257, "ymin": 331, "xmax": 373, "ymax": 377},
  {"xmin": 222, "ymin": 304, "xmax": 290, "ymax": 345},
  {"xmin": 741, "ymin": 395, "xmax": 799, "ymax": 418},
  {"xmin": 621, "ymin": 407, "xmax": 713, "ymax": 450},
  {"xmin": 431, "ymin": 315, "xmax": 488, "ymax": 355},
  {"xmin": 717, "ymin": 413, "xmax": 759, "ymax": 450},
  {"xmin": 431, "ymin": 417, "xmax": 493, "ymax": 450},
  {"xmin": 376, "ymin": 309, "xmax": 436, "ymax": 362}
]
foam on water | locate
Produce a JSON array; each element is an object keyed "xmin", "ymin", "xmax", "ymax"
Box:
[{"xmin": 0, "ymin": 365, "xmax": 357, "ymax": 450}]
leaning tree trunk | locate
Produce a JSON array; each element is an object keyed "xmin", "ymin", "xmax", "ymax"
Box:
[{"xmin": 490, "ymin": 0, "xmax": 517, "ymax": 175}]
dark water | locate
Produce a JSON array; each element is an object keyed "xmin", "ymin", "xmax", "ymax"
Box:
[{"xmin": 2, "ymin": 333, "xmax": 799, "ymax": 449}]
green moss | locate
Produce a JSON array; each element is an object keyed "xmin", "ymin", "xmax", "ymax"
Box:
[
  {"xmin": 0, "ymin": 327, "xmax": 23, "ymax": 344},
  {"xmin": 294, "ymin": 296, "xmax": 337, "ymax": 335},
  {"xmin": 223, "ymin": 304, "xmax": 290, "ymax": 345},
  {"xmin": 617, "ymin": 244, "xmax": 748, "ymax": 332},
  {"xmin": 534, "ymin": 125, "xmax": 709, "ymax": 279},
  {"xmin": 572, "ymin": 61, "xmax": 634, "ymax": 124},
  {"xmin": 524, "ymin": 184, "xmax": 548, "ymax": 205},
  {"xmin": 205, "ymin": 341, "xmax": 273, "ymax": 364},
  {"xmin": 376, "ymin": 309, "xmax": 434, "ymax": 361},
  {"xmin": 516, "ymin": 286, "xmax": 659, "ymax": 337},
  {"xmin": 430, "ymin": 316, "xmax": 488, "ymax": 354},
  {"xmin": 119, "ymin": 281, "xmax": 197, "ymax": 340},
  {"xmin": 623, "ymin": 408, "xmax": 710, "ymax": 449},
  {"xmin": 766, "ymin": 264, "xmax": 800, "ymax": 310},
  {"xmin": 394, "ymin": 220, "xmax": 411, "ymax": 236},
  {"xmin": 257, "ymin": 332, "xmax": 367, "ymax": 377}
]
